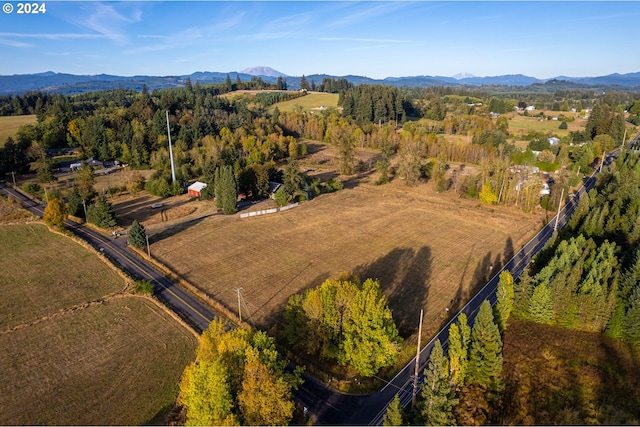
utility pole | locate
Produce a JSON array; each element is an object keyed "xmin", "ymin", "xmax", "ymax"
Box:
[
  {"xmin": 554, "ymin": 187, "xmax": 564, "ymax": 231},
  {"xmin": 82, "ymin": 199, "xmax": 87, "ymax": 219},
  {"xmin": 622, "ymin": 128, "xmax": 627, "ymax": 149},
  {"xmin": 166, "ymin": 110, "xmax": 176, "ymax": 183},
  {"xmin": 599, "ymin": 152, "xmax": 606, "ymax": 173},
  {"xmin": 10, "ymin": 171, "xmax": 16, "ymax": 187},
  {"xmin": 411, "ymin": 309, "xmax": 424, "ymax": 410},
  {"xmin": 235, "ymin": 287, "xmax": 243, "ymax": 322},
  {"xmin": 145, "ymin": 233, "xmax": 151, "ymax": 258}
]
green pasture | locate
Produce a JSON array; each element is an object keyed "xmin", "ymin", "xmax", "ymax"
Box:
[
  {"xmin": 0, "ymin": 115, "xmax": 37, "ymax": 146},
  {"xmin": 273, "ymin": 92, "xmax": 339, "ymax": 113}
]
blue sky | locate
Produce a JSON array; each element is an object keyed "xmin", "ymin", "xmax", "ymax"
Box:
[{"xmin": 1, "ymin": 1, "xmax": 639, "ymax": 79}]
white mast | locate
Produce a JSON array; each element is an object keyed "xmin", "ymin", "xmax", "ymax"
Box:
[{"xmin": 166, "ymin": 110, "xmax": 176, "ymax": 183}]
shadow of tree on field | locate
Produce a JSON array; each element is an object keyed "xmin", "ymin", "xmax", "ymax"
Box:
[
  {"xmin": 353, "ymin": 246, "xmax": 432, "ymax": 337},
  {"xmin": 504, "ymin": 236, "xmax": 515, "ymax": 262},
  {"xmin": 149, "ymin": 213, "xmax": 216, "ymax": 244},
  {"xmin": 471, "ymin": 251, "xmax": 494, "ymax": 289}
]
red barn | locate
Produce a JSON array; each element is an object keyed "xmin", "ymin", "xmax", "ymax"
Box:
[{"xmin": 187, "ymin": 181, "xmax": 207, "ymax": 197}]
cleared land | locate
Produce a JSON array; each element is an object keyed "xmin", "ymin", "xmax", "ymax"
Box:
[
  {"xmin": 0, "ymin": 221, "xmax": 198, "ymax": 424},
  {"xmin": 506, "ymin": 111, "xmax": 585, "ymax": 137},
  {"xmin": 151, "ymin": 176, "xmax": 544, "ymax": 341},
  {"xmin": 0, "ymin": 223, "xmax": 124, "ymax": 330},
  {"xmin": 0, "ymin": 296, "xmax": 197, "ymax": 425},
  {"xmin": 272, "ymin": 91, "xmax": 339, "ymax": 113},
  {"xmin": 0, "ymin": 115, "xmax": 36, "ymax": 146}
]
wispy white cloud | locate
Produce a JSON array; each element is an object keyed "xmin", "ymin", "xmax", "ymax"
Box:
[
  {"xmin": 319, "ymin": 37, "xmax": 412, "ymax": 44},
  {"xmin": 125, "ymin": 11, "xmax": 245, "ymax": 55},
  {"xmin": 328, "ymin": 2, "xmax": 406, "ymax": 28},
  {"xmin": 62, "ymin": 2, "xmax": 145, "ymax": 44},
  {"xmin": 0, "ymin": 32, "xmax": 105, "ymax": 40},
  {"xmin": 265, "ymin": 11, "xmax": 314, "ymax": 31},
  {"xmin": 0, "ymin": 38, "xmax": 33, "ymax": 48}
]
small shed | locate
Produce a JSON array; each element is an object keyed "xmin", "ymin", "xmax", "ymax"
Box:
[{"xmin": 188, "ymin": 181, "xmax": 207, "ymax": 197}]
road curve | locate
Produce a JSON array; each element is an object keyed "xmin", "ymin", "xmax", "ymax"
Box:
[
  {"xmin": 2, "ymin": 135, "xmax": 635, "ymax": 425},
  {"xmin": 0, "ymin": 184, "xmax": 219, "ymax": 333}
]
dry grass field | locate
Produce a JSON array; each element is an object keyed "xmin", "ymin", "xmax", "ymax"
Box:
[
  {"xmin": 0, "ymin": 223, "xmax": 124, "ymax": 330},
  {"xmin": 0, "ymin": 222, "xmax": 198, "ymax": 424},
  {"xmin": 0, "ymin": 115, "xmax": 36, "ymax": 146},
  {"xmin": 151, "ymin": 176, "xmax": 544, "ymax": 341},
  {"xmin": 0, "ymin": 296, "xmax": 197, "ymax": 425}
]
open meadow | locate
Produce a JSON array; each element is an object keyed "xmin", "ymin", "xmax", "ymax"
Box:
[
  {"xmin": 150, "ymin": 175, "xmax": 544, "ymax": 344},
  {"xmin": 0, "ymin": 220, "xmax": 197, "ymax": 425},
  {"xmin": 0, "ymin": 114, "xmax": 36, "ymax": 146},
  {"xmin": 272, "ymin": 91, "xmax": 339, "ymax": 112}
]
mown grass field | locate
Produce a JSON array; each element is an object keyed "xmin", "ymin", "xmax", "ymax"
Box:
[
  {"xmin": 273, "ymin": 91, "xmax": 339, "ymax": 112},
  {"xmin": 0, "ymin": 223, "xmax": 124, "ymax": 330},
  {"xmin": 152, "ymin": 176, "xmax": 544, "ymax": 343},
  {"xmin": 506, "ymin": 110, "xmax": 585, "ymax": 137},
  {"xmin": 0, "ymin": 296, "xmax": 197, "ymax": 425},
  {"xmin": 0, "ymin": 221, "xmax": 198, "ymax": 425},
  {"xmin": 0, "ymin": 115, "xmax": 36, "ymax": 146}
]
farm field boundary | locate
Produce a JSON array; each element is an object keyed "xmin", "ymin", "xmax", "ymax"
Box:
[{"xmin": 0, "ymin": 221, "xmax": 198, "ymax": 424}]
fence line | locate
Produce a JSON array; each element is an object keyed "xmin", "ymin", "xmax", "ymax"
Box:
[{"xmin": 240, "ymin": 202, "xmax": 299, "ymax": 218}]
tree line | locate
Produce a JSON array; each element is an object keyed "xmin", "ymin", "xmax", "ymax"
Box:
[{"xmin": 514, "ymin": 148, "xmax": 640, "ymax": 347}]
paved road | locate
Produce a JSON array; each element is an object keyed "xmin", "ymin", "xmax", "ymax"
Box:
[
  {"xmin": 2, "ymin": 135, "xmax": 635, "ymax": 425},
  {"xmin": 0, "ymin": 184, "xmax": 218, "ymax": 333}
]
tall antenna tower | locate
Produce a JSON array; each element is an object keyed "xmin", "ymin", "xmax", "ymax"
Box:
[{"xmin": 166, "ymin": 110, "xmax": 176, "ymax": 183}]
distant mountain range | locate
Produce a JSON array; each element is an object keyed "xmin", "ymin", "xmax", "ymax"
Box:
[{"xmin": 1, "ymin": 66, "xmax": 639, "ymax": 95}]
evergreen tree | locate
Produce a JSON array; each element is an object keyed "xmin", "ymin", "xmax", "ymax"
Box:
[
  {"xmin": 467, "ymin": 300, "xmax": 503, "ymax": 389},
  {"xmin": 420, "ymin": 340, "xmax": 457, "ymax": 425},
  {"xmin": 66, "ymin": 185, "xmax": 83, "ymax": 217},
  {"xmin": 494, "ymin": 271, "xmax": 515, "ymax": 333},
  {"xmin": 382, "ymin": 394, "xmax": 404, "ymax": 426},
  {"xmin": 528, "ymin": 282, "xmax": 553, "ymax": 324},
  {"xmin": 448, "ymin": 323, "xmax": 466, "ymax": 387},
  {"xmin": 300, "ymin": 75, "xmax": 309, "ymax": 91},
  {"xmin": 624, "ymin": 287, "xmax": 640, "ymax": 347},
  {"xmin": 86, "ymin": 194, "xmax": 117, "ymax": 228},
  {"xmin": 214, "ymin": 165, "xmax": 237, "ymax": 215},
  {"xmin": 283, "ymin": 158, "xmax": 304, "ymax": 200},
  {"xmin": 128, "ymin": 219, "xmax": 147, "ymax": 248}
]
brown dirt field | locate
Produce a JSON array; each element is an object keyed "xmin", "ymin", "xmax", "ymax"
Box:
[
  {"xmin": 0, "ymin": 296, "xmax": 198, "ymax": 425},
  {"xmin": 0, "ymin": 224, "xmax": 125, "ymax": 330},
  {"xmin": 150, "ymin": 176, "xmax": 544, "ymax": 342}
]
